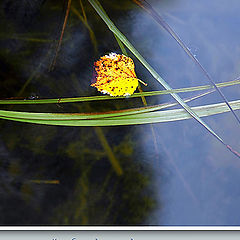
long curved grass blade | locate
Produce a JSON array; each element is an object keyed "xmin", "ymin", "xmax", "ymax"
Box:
[
  {"xmin": 88, "ymin": 0, "xmax": 239, "ymax": 156},
  {"xmin": 0, "ymin": 91, "xmax": 215, "ymax": 120},
  {"xmin": 1, "ymin": 70, "xmax": 239, "ymax": 105},
  {"xmin": 1, "ymin": 98, "xmax": 240, "ymax": 157},
  {"xmin": 133, "ymin": 0, "xmax": 240, "ymax": 125},
  {"xmin": 0, "ymin": 100, "xmax": 239, "ymax": 126}
]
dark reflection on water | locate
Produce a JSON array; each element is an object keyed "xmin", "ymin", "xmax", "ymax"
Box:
[
  {"xmin": 0, "ymin": 0, "xmax": 240, "ymax": 225},
  {"xmin": 0, "ymin": 0, "xmax": 157, "ymax": 225}
]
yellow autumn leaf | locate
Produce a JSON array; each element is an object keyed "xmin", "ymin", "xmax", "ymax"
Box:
[{"xmin": 91, "ymin": 53, "xmax": 146, "ymax": 96}]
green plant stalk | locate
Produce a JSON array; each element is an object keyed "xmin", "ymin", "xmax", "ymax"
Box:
[
  {"xmin": 87, "ymin": 0, "xmax": 238, "ymax": 157},
  {"xmin": 0, "ymin": 100, "xmax": 239, "ymax": 126},
  {"xmin": 0, "ymin": 91, "xmax": 214, "ymax": 121},
  {"xmin": 1, "ymin": 78, "xmax": 239, "ymax": 104}
]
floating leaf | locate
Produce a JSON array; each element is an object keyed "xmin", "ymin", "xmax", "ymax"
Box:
[{"xmin": 91, "ymin": 53, "xmax": 145, "ymax": 96}]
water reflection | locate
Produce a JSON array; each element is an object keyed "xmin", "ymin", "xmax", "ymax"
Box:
[
  {"xmin": 135, "ymin": 0, "xmax": 240, "ymax": 225},
  {"xmin": 0, "ymin": 0, "xmax": 239, "ymax": 226}
]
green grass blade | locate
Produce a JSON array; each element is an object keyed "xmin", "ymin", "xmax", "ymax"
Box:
[
  {"xmin": 0, "ymin": 78, "xmax": 238, "ymax": 104},
  {"xmin": 0, "ymin": 100, "xmax": 239, "ymax": 126},
  {"xmin": 0, "ymin": 91, "xmax": 214, "ymax": 121},
  {"xmin": 2, "ymin": 99, "xmax": 240, "ymax": 158}
]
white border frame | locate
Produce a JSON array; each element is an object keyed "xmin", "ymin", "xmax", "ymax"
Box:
[{"xmin": 0, "ymin": 227, "xmax": 239, "ymax": 230}]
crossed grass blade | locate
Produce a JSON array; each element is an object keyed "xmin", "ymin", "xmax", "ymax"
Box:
[
  {"xmin": 87, "ymin": 0, "xmax": 240, "ymax": 158},
  {"xmin": 133, "ymin": 0, "xmax": 240, "ymax": 125}
]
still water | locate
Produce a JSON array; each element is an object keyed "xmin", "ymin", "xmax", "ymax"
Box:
[{"xmin": 0, "ymin": 0, "xmax": 239, "ymax": 225}]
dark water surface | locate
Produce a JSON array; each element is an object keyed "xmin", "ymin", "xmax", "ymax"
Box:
[{"xmin": 0, "ymin": 0, "xmax": 239, "ymax": 225}]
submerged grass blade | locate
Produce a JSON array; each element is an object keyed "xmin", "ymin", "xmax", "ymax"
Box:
[
  {"xmin": 72, "ymin": 74, "xmax": 123, "ymax": 176},
  {"xmin": 71, "ymin": 5, "xmax": 98, "ymax": 53},
  {"xmin": 87, "ymin": 0, "xmax": 239, "ymax": 156},
  {"xmin": 133, "ymin": 0, "xmax": 240, "ymax": 125},
  {"xmin": 0, "ymin": 35, "xmax": 52, "ymax": 42},
  {"xmin": 49, "ymin": 0, "xmax": 72, "ymax": 71},
  {"xmin": 0, "ymin": 78, "xmax": 238, "ymax": 104},
  {"xmin": 94, "ymin": 126, "xmax": 123, "ymax": 176},
  {"xmin": 114, "ymin": 34, "xmax": 128, "ymax": 55},
  {"xmin": 29, "ymin": 180, "xmax": 60, "ymax": 184}
]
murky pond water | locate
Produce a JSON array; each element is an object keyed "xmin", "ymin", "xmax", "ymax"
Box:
[{"xmin": 0, "ymin": 0, "xmax": 239, "ymax": 225}]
